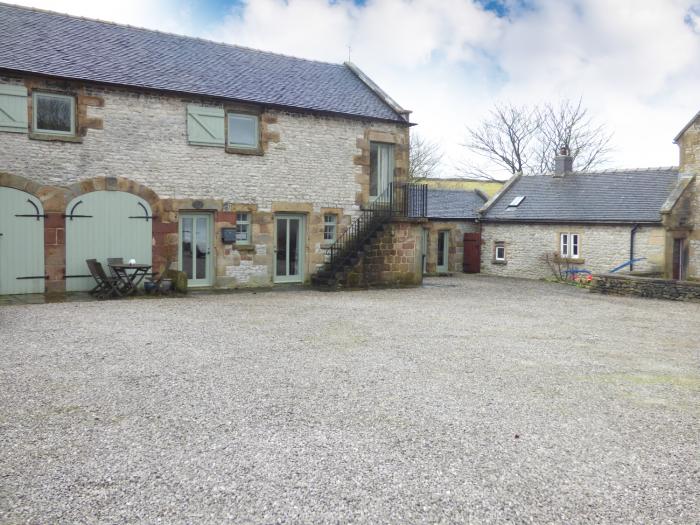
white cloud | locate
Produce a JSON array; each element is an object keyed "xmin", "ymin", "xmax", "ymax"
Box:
[{"xmin": 11, "ymin": 0, "xmax": 700, "ymax": 176}]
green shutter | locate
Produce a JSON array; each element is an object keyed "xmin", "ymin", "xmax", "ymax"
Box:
[
  {"xmin": 0, "ymin": 84, "xmax": 28, "ymax": 133},
  {"xmin": 187, "ymin": 105, "xmax": 224, "ymax": 147}
]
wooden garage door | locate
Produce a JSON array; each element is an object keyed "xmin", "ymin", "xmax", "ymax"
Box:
[
  {"xmin": 0, "ymin": 187, "xmax": 46, "ymax": 295},
  {"xmin": 65, "ymin": 191, "xmax": 152, "ymax": 292}
]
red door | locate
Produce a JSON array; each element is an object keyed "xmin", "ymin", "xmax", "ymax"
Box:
[{"xmin": 463, "ymin": 233, "xmax": 481, "ymax": 273}]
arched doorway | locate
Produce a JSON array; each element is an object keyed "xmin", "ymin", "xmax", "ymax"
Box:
[
  {"xmin": 0, "ymin": 187, "xmax": 46, "ymax": 294},
  {"xmin": 65, "ymin": 191, "xmax": 153, "ymax": 291}
]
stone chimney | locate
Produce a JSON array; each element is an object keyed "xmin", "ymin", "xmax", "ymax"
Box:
[{"xmin": 554, "ymin": 146, "xmax": 573, "ymax": 177}]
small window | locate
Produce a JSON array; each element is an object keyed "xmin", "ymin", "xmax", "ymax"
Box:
[
  {"xmin": 560, "ymin": 233, "xmax": 580, "ymax": 258},
  {"xmin": 495, "ymin": 242, "xmax": 506, "ymax": 262},
  {"xmin": 227, "ymin": 112, "xmax": 259, "ymax": 150},
  {"xmin": 32, "ymin": 92, "xmax": 75, "ymax": 135},
  {"xmin": 236, "ymin": 212, "xmax": 251, "ymax": 244},
  {"xmin": 508, "ymin": 196, "xmax": 525, "ymax": 208},
  {"xmin": 323, "ymin": 214, "xmax": 337, "ymax": 242}
]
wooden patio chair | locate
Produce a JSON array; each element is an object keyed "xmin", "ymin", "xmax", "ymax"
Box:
[
  {"xmin": 86, "ymin": 259, "xmax": 123, "ymax": 299},
  {"xmin": 107, "ymin": 257, "xmax": 123, "ymax": 280}
]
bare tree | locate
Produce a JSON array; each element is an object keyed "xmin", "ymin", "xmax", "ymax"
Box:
[
  {"xmin": 409, "ymin": 133, "xmax": 444, "ymax": 179},
  {"xmin": 532, "ymin": 98, "xmax": 612, "ymax": 173},
  {"xmin": 461, "ymin": 103, "xmax": 539, "ymax": 179},
  {"xmin": 462, "ymin": 98, "xmax": 613, "ymax": 177}
]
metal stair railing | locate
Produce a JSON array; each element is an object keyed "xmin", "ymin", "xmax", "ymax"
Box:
[{"xmin": 323, "ymin": 182, "xmax": 427, "ymax": 277}]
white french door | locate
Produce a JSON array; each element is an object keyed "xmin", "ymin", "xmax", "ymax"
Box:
[
  {"xmin": 274, "ymin": 214, "xmax": 305, "ymax": 283},
  {"xmin": 179, "ymin": 213, "xmax": 213, "ymax": 287}
]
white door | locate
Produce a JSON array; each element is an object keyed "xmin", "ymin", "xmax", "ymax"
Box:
[
  {"xmin": 179, "ymin": 213, "xmax": 213, "ymax": 287},
  {"xmin": 437, "ymin": 231, "xmax": 449, "ymax": 273},
  {"xmin": 369, "ymin": 142, "xmax": 395, "ymax": 200},
  {"xmin": 275, "ymin": 214, "xmax": 305, "ymax": 283},
  {"xmin": 0, "ymin": 187, "xmax": 45, "ymax": 295},
  {"xmin": 65, "ymin": 191, "xmax": 152, "ymax": 291}
]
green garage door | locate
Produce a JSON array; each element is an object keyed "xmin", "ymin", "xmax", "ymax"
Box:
[
  {"xmin": 0, "ymin": 187, "xmax": 45, "ymax": 295},
  {"xmin": 65, "ymin": 191, "xmax": 153, "ymax": 292}
]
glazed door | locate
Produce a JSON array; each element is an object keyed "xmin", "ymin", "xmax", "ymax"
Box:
[
  {"xmin": 179, "ymin": 213, "xmax": 213, "ymax": 287},
  {"xmin": 275, "ymin": 214, "xmax": 305, "ymax": 283},
  {"xmin": 437, "ymin": 231, "xmax": 449, "ymax": 273}
]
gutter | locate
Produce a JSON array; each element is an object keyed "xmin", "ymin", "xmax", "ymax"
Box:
[{"xmin": 0, "ymin": 67, "xmax": 409, "ymax": 126}]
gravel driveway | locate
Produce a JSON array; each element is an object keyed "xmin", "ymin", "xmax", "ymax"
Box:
[{"xmin": 1, "ymin": 275, "xmax": 698, "ymax": 524}]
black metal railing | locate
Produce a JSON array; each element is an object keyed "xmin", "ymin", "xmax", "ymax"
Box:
[{"xmin": 323, "ymin": 182, "xmax": 427, "ymax": 275}]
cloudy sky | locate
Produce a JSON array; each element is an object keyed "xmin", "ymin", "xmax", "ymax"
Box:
[{"xmin": 12, "ymin": 0, "xmax": 700, "ymax": 177}]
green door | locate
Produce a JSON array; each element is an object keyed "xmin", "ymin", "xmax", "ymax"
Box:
[
  {"xmin": 0, "ymin": 187, "xmax": 45, "ymax": 295},
  {"xmin": 274, "ymin": 214, "xmax": 305, "ymax": 283},
  {"xmin": 65, "ymin": 191, "xmax": 153, "ymax": 291},
  {"xmin": 437, "ymin": 230, "xmax": 449, "ymax": 273},
  {"xmin": 179, "ymin": 213, "xmax": 213, "ymax": 287}
]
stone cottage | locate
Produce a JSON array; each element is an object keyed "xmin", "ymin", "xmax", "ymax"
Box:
[
  {"xmin": 662, "ymin": 112, "xmax": 700, "ymax": 280},
  {"xmin": 422, "ymin": 189, "xmax": 486, "ymax": 274},
  {"xmin": 0, "ymin": 4, "xmax": 427, "ymax": 295},
  {"xmin": 479, "ymin": 149, "xmax": 679, "ymax": 280}
]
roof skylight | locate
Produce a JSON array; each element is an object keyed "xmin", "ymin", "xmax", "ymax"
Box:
[{"xmin": 507, "ymin": 196, "xmax": 525, "ymax": 208}]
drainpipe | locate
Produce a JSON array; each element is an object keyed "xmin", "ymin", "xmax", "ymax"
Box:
[{"xmin": 630, "ymin": 224, "xmax": 640, "ymax": 272}]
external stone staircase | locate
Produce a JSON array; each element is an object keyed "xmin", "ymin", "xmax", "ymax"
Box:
[{"xmin": 311, "ymin": 182, "xmax": 427, "ymax": 289}]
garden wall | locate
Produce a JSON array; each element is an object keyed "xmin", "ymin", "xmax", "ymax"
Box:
[{"xmin": 591, "ymin": 273, "xmax": 700, "ymax": 302}]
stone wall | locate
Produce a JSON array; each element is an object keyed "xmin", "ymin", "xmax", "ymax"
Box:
[
  {"xmin": 481, "ymin": 222, "xmax": 666, "ymax": 279},
  {"xmin": 0, "ymin": 74, "xmax": 410, "ymax": 291},
  {"xmin": 424, "ymin": 220, "xmax": 479, "ymax": 274},
  {"xmin": 344, "ymin": 221, "xmax": 424, "ymax": 287},
  {"xmin": 676, "ymin": 114, "xmax": 700, "ymax": 279},
  {"xmin": 591, "ymin": 273, "xmax": 700, "ymax": 302}
]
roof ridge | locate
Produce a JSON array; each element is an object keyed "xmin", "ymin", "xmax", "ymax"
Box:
[
  {"xmin": 572, "ymin": 166, "xmax": 678, "ymax": 175},
  {"xmin": 526, "ymin": 166, "xmax": 679, "ymax": 177},
  {"xmin": 0, "ymin": 1, "xmax": 346, "ymax": 69}
]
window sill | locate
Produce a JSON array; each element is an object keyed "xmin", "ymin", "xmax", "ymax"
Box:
[
  {"xmin": 492, "ymin": 260, "xmax": 507, "ymax": 265},
  {"xmin": 29, "ymin": 132, "xmax": 82, "ymax": 143},
  {"xmin": 225, "ymin": 145, "xmax": 263, "ymax": 156},
  {"xmin": 562, "ymin": 257, "xmax": 585, "ymax": 264}
]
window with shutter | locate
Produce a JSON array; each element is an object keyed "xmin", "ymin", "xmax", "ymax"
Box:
[
  {"xmin": 187, "ymin": 105, "xmax": 225, "ymax": 147},
  {"xmin": 0, "ymin": 85, "xmax": 28, "ymax": 134}
]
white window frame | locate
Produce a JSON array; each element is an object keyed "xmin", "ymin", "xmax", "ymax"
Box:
[
  {"xmin": 495, "ymin": 242, "xmax": 506, "ymax": 262},
  {"xmin": 560, "ymin": 232, "xmax": 580, "ymax": 258},
  {"xmin": 236, "ymin": 212, "xmax": 251, "ymax": 245},
  {"xmin": 323, "ymin": 214, "xmax": 337, "ymax": 243},
  {"xmin": 32, "ymin": 92, "xmax": 75, "ymax": 136},
  {"xmin": 227, "ymin": 112, "xmax": 259, "ymax": 150}
]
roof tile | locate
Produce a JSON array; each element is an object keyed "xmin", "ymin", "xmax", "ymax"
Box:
[{"xmin": 0, "ymin": 4, "xmax": 406, "ymax": 123}]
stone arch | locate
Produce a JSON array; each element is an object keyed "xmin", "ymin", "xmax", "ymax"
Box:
[
  {"xmin": 65, "ymin": 176, "xmax": 163, "ymax": 216},
  {"xmin": 0, "ymin": 171, "xmax": 68, "ymax": 213}
]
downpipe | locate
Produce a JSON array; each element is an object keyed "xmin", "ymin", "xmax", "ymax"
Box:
[{"xmin": 630, "ymin": 224, "xmax": 640, "ymax": 272}]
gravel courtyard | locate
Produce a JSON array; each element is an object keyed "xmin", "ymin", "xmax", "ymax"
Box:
[{"xmin": 1, "ymin": 275, "xmax": 698, "ymax": 524}]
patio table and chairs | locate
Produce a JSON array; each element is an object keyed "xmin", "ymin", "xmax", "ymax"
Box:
[{"xmin": 86, "ymin": 258, "xmax": 152, "ymax": 299}]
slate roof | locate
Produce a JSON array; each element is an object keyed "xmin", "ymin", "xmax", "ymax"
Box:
[
  {"xmin": 0, "ymin": 3, "xmax": 407, "ymax": 123},
  {"xmin": 426, "ymin": 189, "xmax": 486, "ymax": 219},
  {"xmin": 482, "ymin": 168, "xmax": 679, "ymax": 224}
]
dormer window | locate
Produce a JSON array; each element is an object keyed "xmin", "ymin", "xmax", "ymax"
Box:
[{"xmin": 507, "ymin": 196, "xmax": 525, "ymax": 208}]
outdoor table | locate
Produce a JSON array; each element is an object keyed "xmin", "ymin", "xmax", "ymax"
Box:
[{"xmin": 109, "ymin": 263, "xmax": 152, "ymax": 295}]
